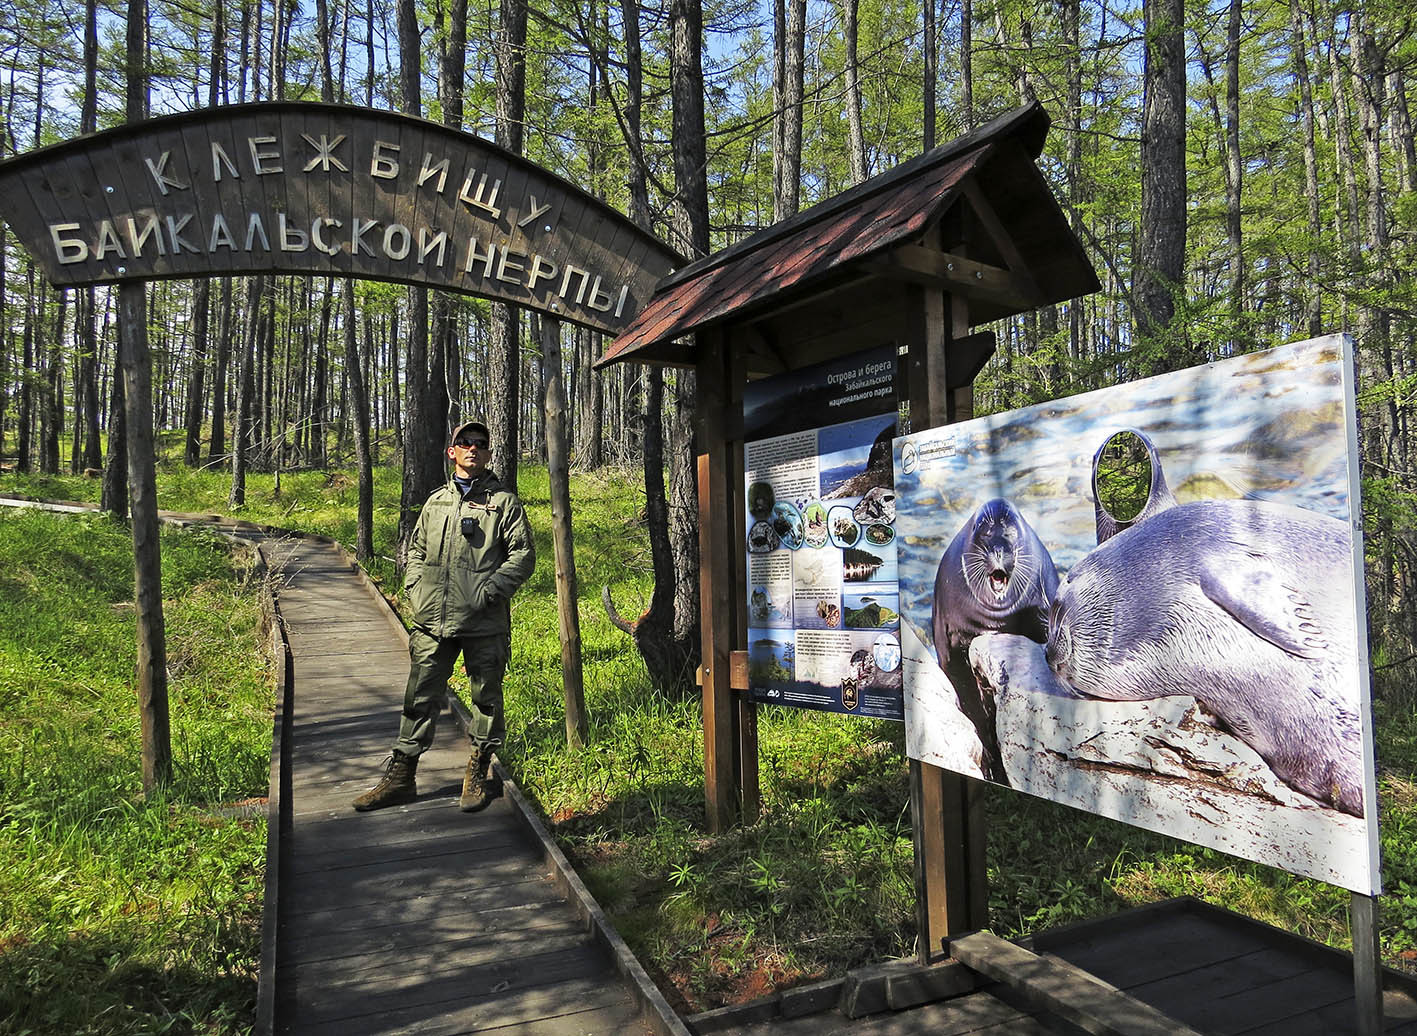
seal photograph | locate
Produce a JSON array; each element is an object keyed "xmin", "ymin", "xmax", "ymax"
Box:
[
  {"xmin": 931, "ymin": 497, "xmax": 1059, "ymax": 784},
  {"xmin": 892, "ymin": 335, "xmax": 1380, "ymax": 894}
]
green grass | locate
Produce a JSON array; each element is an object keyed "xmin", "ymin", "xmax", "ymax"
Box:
[
  {"xmin": 0, "ymin": 507, "xmax": 272, "ymax": 1035},
  {"xmin": 6, "ymin": 445, "xmax": 1417, "ymax": 1013}
]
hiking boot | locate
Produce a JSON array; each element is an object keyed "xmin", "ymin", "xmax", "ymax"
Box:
[
  {"xmin": 459, "ymin": 744, "xmax": 502, "ymax": 812},
  {"xmin": 352, "ymin": 751, "xmax": 418, "ymax": 811}
]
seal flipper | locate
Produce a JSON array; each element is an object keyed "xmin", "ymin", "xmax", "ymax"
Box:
[
  {"xmin": 941, "ymin": 646, "xmax": 1008, "ymax": 785},
  {"xmin": 1197, "ymin": 556, "xmax": 1329, "ymax": 659}
]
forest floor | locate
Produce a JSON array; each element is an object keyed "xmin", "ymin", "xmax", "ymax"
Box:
[
  {"xmin": 0, "ymin": 504, "xmax": 271, "ymax": 1035},
  {"xmin": 5, "ymin": 448, "xmax": 1417, "ymax": 1016}
]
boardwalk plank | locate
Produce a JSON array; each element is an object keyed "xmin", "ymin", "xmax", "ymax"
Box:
[
  {"xmin": 282, "ymin": 900, "xmax": 572, "ymax": 965},
  {"xmin": 730, "ymin": 988, "xmax": 1049, "ymax": 1036},
  {"xmin": 286, "ymin": 955, "xmax": 626, "ymax": 1031},
  {"xmin": 291, "ymin": 986, "xmax": 643, "ymax": 1036}
]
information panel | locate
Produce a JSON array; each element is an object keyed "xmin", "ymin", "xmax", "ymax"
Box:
[
  {"xmin": 743, "ymin": 346, "xmax": 902, "ymax": 720},
  {"xmin": 893, "ymin": 335, "xmax": 1380, "ymax": 893}
]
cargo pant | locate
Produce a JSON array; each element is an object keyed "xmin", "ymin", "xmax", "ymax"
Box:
[{"xmin": 393, "ymin": 627, "xmax": 510, "ymax": 758}]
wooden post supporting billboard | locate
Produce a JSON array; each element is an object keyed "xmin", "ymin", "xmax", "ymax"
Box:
[
  {"xmin": 1352, "ymin": 892, "xmax": 1382, "ymax": 1036},
  {"xmin": 906, "ymin": 269, "xmax": 989, "ymax": 961},
  {"xmin": 697, "ymin": 329, "xmax": 741, "ymax": 833}
]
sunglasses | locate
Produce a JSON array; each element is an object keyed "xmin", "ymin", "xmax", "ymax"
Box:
[{"xmin": 454, "ymin": 439, "xmax": 489, "ymax": 449}]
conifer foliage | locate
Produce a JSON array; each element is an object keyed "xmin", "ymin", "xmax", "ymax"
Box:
[{"xmin": 0, "ymin": 0, "xmax": 1414, "ymax": 698}]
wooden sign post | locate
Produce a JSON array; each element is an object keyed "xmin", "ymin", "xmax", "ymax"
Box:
[
  {"xmin": 116, "ymin": 279, "xmax": 171, "ymax": 792},
  {"xmin": 540, "ymin": 315, "xmax": 589, "ymax": 748}
]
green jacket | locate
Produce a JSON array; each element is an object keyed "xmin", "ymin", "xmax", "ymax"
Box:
[{"xmin": 403, "ymin": 471, "xmax": 536, "ymax": 638}]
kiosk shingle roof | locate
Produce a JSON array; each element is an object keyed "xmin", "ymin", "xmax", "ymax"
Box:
[{"xmin": 597, "ymin": 102, "xmax": 1098, "ymax": 369}]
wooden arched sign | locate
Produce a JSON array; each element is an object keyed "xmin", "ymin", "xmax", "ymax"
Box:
[{"xmin": 0, "ymin": 102, "xmax": 681, "ymax": 335}]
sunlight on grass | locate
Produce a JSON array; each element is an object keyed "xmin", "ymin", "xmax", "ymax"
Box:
[{"xmin": 0, "ymin": 508, "xmax": 271, "ymax": 1035}]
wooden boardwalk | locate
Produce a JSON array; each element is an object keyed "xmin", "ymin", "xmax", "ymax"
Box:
[{"xmin": 260, "ymin": 534, "xmax": 658, "ymax": 1035}]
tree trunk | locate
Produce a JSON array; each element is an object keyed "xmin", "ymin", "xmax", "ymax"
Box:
[
  {"xmin": 603, "ymin": 0, "xmax": 705, "ymax": 688},
  {"xmin": 230, "ymin": 277, "xmax": 264, "ymax": 507},
  {"xmin": 586, "ymin": 331, "xmax": 603, "ymax": 470},
  {"xmin": 100, "ymin": 367, "xmax": 128, "ymax": 518},
  {"xmin": 488, "ymin": 0, "xmax": 527, "ymax": 489},
  {"xmin": 844, "ymin": 0, "xmax": 867, "ymax": 182},
  {"xmin": 41, "ymin": 288, "xmax": 65, "ymax": 474},
  {"xmin": 923, "ymin": 0, "xmax": 935, "ymax": 150},
  {"xmin": 1290, "ymin": 0, "xmax": 1324, "ymax": 337},
  {"xmin": 344, "ymin": 282, "xmax": 375, "ymax": 560},
  {"xmin": 78, "ymin": 288, "xmax": 102, "ymax": 470},
  {"xmin": 1320, "ymin": 5, "xmax": 1361, "ymax": 326},
  {"xmin": 773, "ymin": 0, "xmax": 805, "ymax": 220},
  {"xmin": 313, "ymin": 287, "xmax": 331, "ymax": 465},
  {"xmin": 1063, "ymin": 0, "xmax": 1083, "ymax": 366},
  {"xmin": 183, "ymin": 280, "xmax": 210, "ymax": 464},
  {"xmin": 394, "ymin": 0, "xmax": 448, "ymax": 562},
  {"xmin": 1391, "ymin": 70, "xmax": 1417, "ymax": 193},
  {"xmin": 620, "ymin": 0, "xmax": 652, "ymax": 228},
  {"xmin": 208, "ymin": 277, "xmax": 233, "ymax": 462},
  {"xmin": 1224, "ymin": 0, "xmax": 1243, "ymax": 336},
  {"xmin": 1135, "ymin": 0, "xmax": 1187, "ymax": 365},
  {"xmin": 961, "ymin": 0, "xmax": 973, "ymax": 129},
  {"xmin": 17, "ymin": 267, "xmax": 33, "ymax": 473},
  {"xmin": 669, "ymin": 0, "xmax": 707, "ymax": 651}
]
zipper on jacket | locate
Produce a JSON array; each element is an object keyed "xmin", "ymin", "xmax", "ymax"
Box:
[{"xmin": 436, "ymin": 508, "xmax": 453, "ymax": 633}]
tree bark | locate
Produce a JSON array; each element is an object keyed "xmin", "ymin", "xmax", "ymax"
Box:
[
  {"xmin": 40, "ymin": 288, "xmax": 65, "ymax": 474},
  {"xmin": 119, "ymin": 0, "xmax": 170, "ymax": 793},
  {"xmin": 1135, "ymin": 0, "xmax": 1187, "ymax": 365},
  {"xmin": 17, "ymin": 267, "xmax": 34, "ymax": 473},
  {"xmin": 394, "ymin": 0, "xmax": 449, "ymax": 562},
  {"xmin": 620, "ymin": 0, "xmax": 652, "ymax": 229},
  {"xmin": 344, "ymin": 282, "xmax": 375, "ymax": 560},
  {"xmin": 488, "ymin": 0, "xmax": 527, "ymax": 489},
  {"xmin": 1391, "ymin": 70, "xmax": 1417, "ymax": 193},
  {"xmin": 961, "ymin": 0, "xmax": 973, "ymax": 129},
  {"xmin": 773, "ymin": 0, "xmax": 805, "ymax": 220},
  {"xmin": 230, "ymin": 277, "xmax": 264, "ymax": 507},
  {"xmin": 1063, "ymin": 0, "xmax": 1083, "ymax": 366},
  {"xmin": 436, "ymin": 0, "xmax": 468, "ymax": 427},
  {"xmin": 100, "ymin": 366, "xmax": 129, "ymax": 518},
  {"xmin": 1290, "ymin": 0, "xmax": 1324, "ymax": 337},
  {"xmin": 596, "ymin": 0, "xmax": 704, "ymax": 687},
  {"xmin": 844, "ymin": 0, "xmax": 867, "ymax": 182},
  {"xmin": 183, "ymin": 280, "xmax": 210, "ymax": 465},
  {"xmin": 669, "ymin": 0, "xmax": 707, "ymax": 651},
  {"xmin": 208, "ymin": 277, "xmax": 233, "ymax": 463},
  {"xmin": 1224, "ymin": 0, "xmax": 1243, "ymax": 331}
]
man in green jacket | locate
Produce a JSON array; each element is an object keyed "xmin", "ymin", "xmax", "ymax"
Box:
[{"xmin": 353, "ymin": 419, "xmax": 536, "ymax": 813}]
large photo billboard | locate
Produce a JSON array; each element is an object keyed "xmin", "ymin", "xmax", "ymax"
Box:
[
  {"xmin": 893, "ymin": 336, "xmax": 1380, "ymax": 893},
  {"xmin": 744, "ymin": 346, "xmax": 903, "ymax": 720}
]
